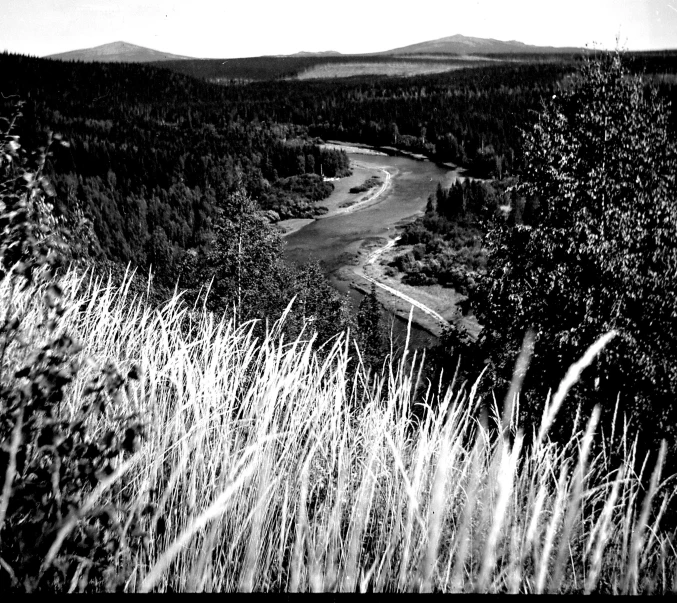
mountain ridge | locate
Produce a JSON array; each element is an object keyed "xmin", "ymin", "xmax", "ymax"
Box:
[
  {"xmin": 380, "ymin": 33, "xmax": 587, "ymax": 55},
  {"xmin": 45, "ymin": 41, "xmax": 195, "ymax": 63},
  {"xmin": 291, "ymin": 50, "xmax": 342, "ymax": 57},
  {"xmin": 44, "ymin": 35, "xmax": 588, "ymax": 65}
]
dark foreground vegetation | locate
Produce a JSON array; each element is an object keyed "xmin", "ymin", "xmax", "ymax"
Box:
[
  {"xmin": 0, "ymin": 49, "xmax": 676, "ymax": 592},
  {"xmin": 412, "ymin": 55, "xmax": 677, "ymax": 473}
]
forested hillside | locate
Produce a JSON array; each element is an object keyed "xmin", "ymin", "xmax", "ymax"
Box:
[
  {"xmin": 0, "ymin": 53, "xmax": 357, "ymax": 344},
  {"xmin": 2, "ymin": 43, "xmax": 677, "ymax": 594},
  {"xmin": 159, "ymin": 50, "xmax": 677, "ymax": 178},
  {"xmin": 0, "ymin": 53, "xmax": 350, "ymax": 273},
  {"xmin": 204, "ymin": 62, "xmax": 582, "ymax": 178}
]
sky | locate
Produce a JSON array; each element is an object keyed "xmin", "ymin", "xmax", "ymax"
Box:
[{"xmin": 2, "ymin": 0, "xmax": 677, "ymax": 58}]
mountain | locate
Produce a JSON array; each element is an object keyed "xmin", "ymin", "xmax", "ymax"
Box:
[
  {"xmin": 290, "ymin": 51, "xmax": 342, "ymax": 57},
  {"xmin": 45, "ymin": 41, "xmax": 195, "ymax": 63},
  {"xmin": 381, "ymin": 34, "xmax": 586, "ymax": 55}
]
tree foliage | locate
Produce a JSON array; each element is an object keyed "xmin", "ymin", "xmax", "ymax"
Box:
[
  {"xmin": 177, "ymin": 187, "xmax": 352, "ymax": 342},
  {"xmin": 473, "ymin": 52, "xmax": 677, "ymax": 446},
  {"xmin": 356, "ymin": 283, "xmax": 386, "ymax": 370},
  {"xmin": 0, "ymin": 103, "xmax": 148, "ymax": 593}
]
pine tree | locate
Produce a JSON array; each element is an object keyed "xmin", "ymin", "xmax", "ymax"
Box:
[{"xmin": 357, "ymin": 282, "xmax": 385, "ymax": 369}]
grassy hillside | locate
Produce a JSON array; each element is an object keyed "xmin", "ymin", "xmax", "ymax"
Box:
[
  {"xmin": 156, "ymin": 54, "xmax": 500, "ymax": 82},
  {"xmin": 1, "ymin": 267, "xmax": 675, "ymax": 592}
]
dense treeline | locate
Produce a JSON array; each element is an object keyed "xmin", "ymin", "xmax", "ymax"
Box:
[
  {"xmin": 0, "ymin": 52, "xmax": 350, "ymax": 275},
  {"xmin": 393, "ymin": 179, "xmax": 509, "ymax": 293},
  {"xmin": 161, "ymin": 50, "xmax": 677, "ymax": 179},
  {"xmin": 204, "ymin": 62, "xmax": 582, "ymax": 178}
]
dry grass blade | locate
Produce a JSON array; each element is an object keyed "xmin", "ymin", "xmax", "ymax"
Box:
[
  {"xmin": 477, "ymin": 432, "xmax": 523, "ymax": 592},
  {"xmin": 290, "ymin": 438, "xmax": 322, "ymax": 593},
  {"xmin": 535, "ymin": 459, "xmax": 570, "ymax": 594},
  {"xmin": 536, "ymin": 330, "xmax": 617, "ymax": 446},
  {"xmin": 238, "ymin": 452, "xmax": 273, "ymax": 592},
  {"xmin": 397, "ymin": 429, "xmax": 429, "ymax": 591},
  {"xmin": 419, "ymin": 427, "xmax": 453, "ymax": 592},
  {"xmin": 501, "ymin": 330, "xmax": 535, "ymax": 439},
  {"xmin": 450, "ymin": 426, "xmax": 487, "ymax": 592},
  {"xmin": 549, "ymin": 406, "xmax": 600, "ymax": 592},
  {"xmin": 584, "ymin": 465, "xmax": 624, "ymax": 594},
  {"xmin": 138, "ymin": 452, "xmax": 258, "ymax": 593},
  {"xmin": 624, "ymin": 440, "xmax": 667, "ymax": 594},
  {"xmin": 341, "ymin": 434, "xmax": 379, "ymax": 592}
]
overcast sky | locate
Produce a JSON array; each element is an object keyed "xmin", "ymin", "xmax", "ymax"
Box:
[{"xmin": 2, "ymin": 0, "xmax": 677, "ymax": 58}]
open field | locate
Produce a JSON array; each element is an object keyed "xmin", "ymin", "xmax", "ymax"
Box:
[
  {"xmin": 295, "ymin": 62, "xmax": 468, "ymax": 80},
  {"xmin": 321, "ymin": 143, "xmax": 388, "ymax": 156},
  {"xmin": 158, "ymin": 54, "xmax": 510, "ymax": 82},
  {"xmin": 3, "ymin": 269, "xmax": 675, "ymax": 592}
]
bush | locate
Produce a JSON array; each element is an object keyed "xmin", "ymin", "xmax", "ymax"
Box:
[
  {"xmin": 473, "ymin": 52, "xmax": 677, "ymax": 451},
  {"xmin": 349, "ymin": 176, "xmax": 381, "ymax": 194},
  {"xmin": 0, "ymin": 102, "xmax": 147, "ymax": 593}
]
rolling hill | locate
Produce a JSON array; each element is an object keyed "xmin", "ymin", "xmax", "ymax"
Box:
[
  {"xmin": 381, "ymin": 33, "xmax": 586, "ymax": 55},
  {"xmin": 45, "ymin": 41, "xmax": 195, "ymax": 63},
  {"xmin": 290, "ymin": 51, "xmax": 342, "ymax": 57}
]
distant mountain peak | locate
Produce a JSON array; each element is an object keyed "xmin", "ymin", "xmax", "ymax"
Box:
[
  {"xmin": 45, "ymin": 41, "xmax": 194, "ymax": 63},
  {"xmin": 382, "ymin": 34, "xmax": 586, "ymax": 55},
  {"xmin": 290, "ymin": 50, "xmax": 342, "ymax": 57}
]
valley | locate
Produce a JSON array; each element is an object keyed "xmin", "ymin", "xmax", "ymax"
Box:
[
  {"xmin": 3, "ymin": 11, "xmax": 677, "ymax": 592},
  {"xmin": 282, "ymin": 146, "xmax": 471, "ymax": 346}
]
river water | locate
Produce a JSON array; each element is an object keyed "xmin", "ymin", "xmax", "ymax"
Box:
[{"xmin": 283, "ymin": 150, "xmax": 463, "ymax": 349}]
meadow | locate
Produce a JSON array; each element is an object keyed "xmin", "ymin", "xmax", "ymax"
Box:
[
  {"xmin": 2, "ymin": 267, "xmax": 675, "ymax": 592},
  {"xmin": 295, "ymin": 61, "xmax": 468, "ymax": 80}
]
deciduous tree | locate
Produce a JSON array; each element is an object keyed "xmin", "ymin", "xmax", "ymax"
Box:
[{"xmin": 472, "ymin": 52, "xmax": 677, "ymax": 447}]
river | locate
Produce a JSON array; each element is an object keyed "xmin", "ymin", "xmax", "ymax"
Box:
[{"xmin": 282, "ymin": 147, "xmax": 465, "ymax": 350}]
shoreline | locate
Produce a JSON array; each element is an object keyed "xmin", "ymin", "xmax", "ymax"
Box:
[
  {"xmin": 278, "ymin": 159, "xmax": 395, "ymax": 238},
  {"xmin": 327, "ymin": 139, "xmax": 470, "ymax": 175},
  {"xmin": 280, "ymin": 145, "xmax": 472, "ymax": 341}
]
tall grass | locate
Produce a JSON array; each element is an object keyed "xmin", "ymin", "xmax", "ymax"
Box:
[{"xmin": 3, "ymin": 268, "xmax": 676, "ymax": 592}]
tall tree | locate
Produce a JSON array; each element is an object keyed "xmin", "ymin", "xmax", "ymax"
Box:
[
  {"xmin": 179, "ymin": 187, "xmax": 285, "ymax": 322},
  {"xmin": 357, "ymin": 282, "xmax": 386, "ymax": 370},
  {"xmin": 472, "ymin": 52, "xmax": 677, "ymax": 447}
]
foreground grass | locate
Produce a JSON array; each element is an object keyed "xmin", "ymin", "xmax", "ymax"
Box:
[{"xmin": 2, "ymin": 268, "xmax": 676, "ymax": 592}]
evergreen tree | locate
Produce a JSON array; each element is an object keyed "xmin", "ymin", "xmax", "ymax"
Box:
[{"xmin": 357, "ymin": 283, "xmax": 385, "ymax": 369}]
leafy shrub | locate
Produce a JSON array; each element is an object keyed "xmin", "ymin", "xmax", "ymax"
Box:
[
  {"xmin": 0, "ymin": 102, "xmax": 148, "ymax": 592},
  {"xmin": 349, "ymin": 176, "xmax": 381, "ymax": 194},
  {"xmin": 472, "ymin": 52, "xmax": 677, "ymax": 452}
]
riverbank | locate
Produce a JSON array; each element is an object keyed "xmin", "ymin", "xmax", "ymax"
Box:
[
  {"xmin": 326, "ymin": 139, "xmax": 471, "ymax": 174},
  {"xmin": 278, "ymin": 159, "xmax": 396, "ymax": 238},
  {"xmin": 282, "ymin": 147, "xmax": 471, "ymax": 345},
  {"xmin": 351, "ymin": 236, "xmax": 482, "ymax": 340}
]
